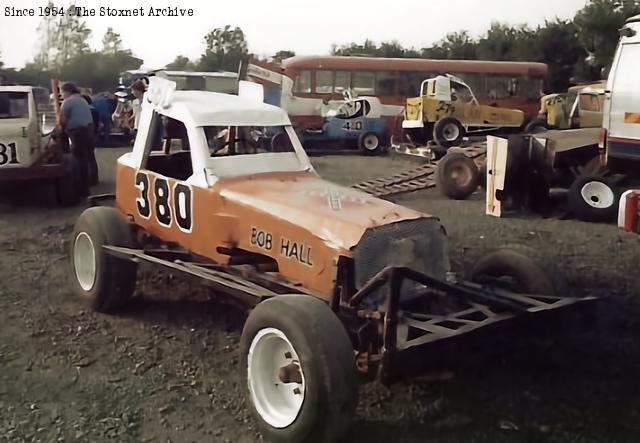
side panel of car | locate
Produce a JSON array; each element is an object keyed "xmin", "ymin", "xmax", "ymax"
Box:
[
  {"xmin": 0, "ymin": 90, "xmax": 40, "ymax": 169},
  {"xmin": 422, "ymin": 98, "xmax": 524, "ymax": 127},
  {"xmin": 115, "ymin": 163, "xmax": 341, "ymax": 297}
]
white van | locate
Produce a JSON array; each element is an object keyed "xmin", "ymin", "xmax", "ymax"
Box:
[{"xmin": 602, "ymin": 14, "xmax": 640, "ymax": 173}]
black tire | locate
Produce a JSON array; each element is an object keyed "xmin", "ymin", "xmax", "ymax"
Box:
[
  {"xmin": 240, "ymin": 295, "xmax": 358, "ymax": 443},
  {"xmin": 524, "ymin": 118, "xmax": 548, "ymax": 134},
  {"xmin": 70, "ymin": 207, "xmax": 138, "ymax": 313},
  {"xmin": 568, "ymin": 176, "xmax": 618, "ymax": 222},
  {"xmin": 358, "ymin": 131, "xmax": 383, "ymax": 155},
  {"xmin": 56, "ymin": 153, "xmax": 81, "ymax": 206},
  {"xmin": 479, "ymin": 161, "xmax": 488, "ymax": 190},
  {"xmin": 470, "ymin": 245, "xmax": 568, "ymax": 296},
  {"xmin": 436, "ymin": 153, "xmax": 480, "ymax": 200},
  {"xmin": 433, "ymin": 117, "xmax": 465, "ymax": 148}
]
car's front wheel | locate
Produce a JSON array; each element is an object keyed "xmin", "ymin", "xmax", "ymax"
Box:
[
  {"xmin": 568, "ymin": 176, "xmax": 618, "ymax": 222},
  {"xmin": 240, "ymin": 295, "xmax": 358, "ymax": 443},
  {"xmin": 70, "ymin": 207, "xmax": 138, "ymax": 313}
]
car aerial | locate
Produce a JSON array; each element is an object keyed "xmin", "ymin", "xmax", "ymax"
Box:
[
  {"xmin": 0, "ymin": 83, "xmax": 81, "ymax": 205},
  {"xmin": 402, "ymin": 74, "xmax": 525, "ymax": 148},
  {"xmin": 69, "ymin": 77, "xmax": 594, "ymax": 443}
]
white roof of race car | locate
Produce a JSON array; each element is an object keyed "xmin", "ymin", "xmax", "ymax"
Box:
[{"xmin": 153, "ymin": 90, "xmax": 291, "ymax": 127}]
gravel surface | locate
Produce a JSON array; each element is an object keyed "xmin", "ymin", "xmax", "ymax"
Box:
[{"xmin": 0, "ymin": 148, "xmax": 639, "ymax": 442}]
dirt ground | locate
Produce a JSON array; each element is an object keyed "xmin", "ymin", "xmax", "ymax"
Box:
[{"xmin": 1, "ymin": 148, "xmax": 639, "ymax": 443}]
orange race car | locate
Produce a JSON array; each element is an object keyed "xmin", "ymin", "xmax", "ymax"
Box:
[{"xmin": 69, "ymin": 78, "xmax": 593, "ymax": 443}]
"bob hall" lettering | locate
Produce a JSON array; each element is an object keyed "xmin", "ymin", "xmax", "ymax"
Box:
[{"xmin": 280, "ymin": 237, "xmax": 313, "ymax": 267}]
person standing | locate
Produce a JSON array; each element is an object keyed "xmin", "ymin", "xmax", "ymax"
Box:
[
  {"xmin": 80, "ymin": 88, "xmax": 99, "ymax": 185},
  {"xmin": 130, "ymin": 80, "xmax": 145, "ymax": 135},
  {"xmin": 60, "ymin": 82, "xmax": 95, "ymax": 196},
  {"xmin": 93, "ymin": 91, "xmax": 116, "ymax": 147}
]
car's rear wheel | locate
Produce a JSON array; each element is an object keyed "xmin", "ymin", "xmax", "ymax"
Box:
[
  {"xmin": 433, "ymin": 117, "xmax": 465, "ymax": 148},
  {"xmin": 470, "ymin": 245, "xmax": 568, "ymax": 296},
  {"xmin": 70, "ymin": 207, "xmax": 137, "ymax": 313},
  {"xmin": 240, "ymin": 295, "xmax": 357, "ymax": 443},
  {"xmin": 568, "ymin": 176, "xmax": 618, "ymax": 222},
  {"xmin": 358, "ymin": 131, "xmax": 383, "ymax": 155},
  {"xmin": 436, "ymin": 152, "xmax": 480, "ymax": 200}
]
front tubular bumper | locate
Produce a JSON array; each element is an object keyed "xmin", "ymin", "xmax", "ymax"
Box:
[{"xmin": 347, "ymin": 266, "xmax": 595, "ymax": 383}]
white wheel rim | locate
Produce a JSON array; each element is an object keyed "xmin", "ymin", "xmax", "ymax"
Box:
[
  {"xmin": 580, "ymin": 181, "xmax": 614, "ymax": 209},
  {"xmin": 363, "ymin": 134, "xmax": 379, "ymax": 150},
  {"xmin": 74, "ymin": 232, "xmax": 97, "ymax": 291},
  {"xmin": 247, "ymin": 327, "xmax": 306, "ymax": 428},
  {"xmin": 449, "ymin": 164, "xmax": 472, "ymax": 186},
  {"xmin": 443, "ymin": 123, "xmax": 460, "ymax": 141}
]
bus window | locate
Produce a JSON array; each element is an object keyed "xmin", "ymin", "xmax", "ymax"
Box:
[
  {"xmin": 335, "ymin": 71, "xmax": 351, "ymax": 93},
  {"xmin": 315, "ymin": 70, "xmax": 333, "ymax": 93},
  {"xmin": 294, "ymin": 70, "xmax": 311, "ymax": 93},
  {"xmin": 398, "ymin": 71, "xmax": 430, "ymax": 97},
  {"xmin": 454, "ymin": 73, "xmax": 484, "ymax": 95},
  {"xmin": 353, "ymin": 71, "xmax": 375, "ymax": 95},
  {"xmin": 521, "ymin": 76, "xmax": 544, "ymax": 100},
  {"xmin": 376, "ymin": 71, "xmax": 396, "ymax": 96},
  {"xmin": 487, "ymin": 75, "xmax": 517, "ymax": 100}
]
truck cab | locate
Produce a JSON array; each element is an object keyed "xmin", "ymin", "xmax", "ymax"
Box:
[
  {"xmin": 0, "ymin": 86, "xmax": 56, "ymax": 171},
  {"xmin": 602, "ymin": 14, "xmax": 640, "ymax": 174}
]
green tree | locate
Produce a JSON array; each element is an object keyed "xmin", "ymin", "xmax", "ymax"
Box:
[
  {"xmin": 166, "ymin": 55, "xmax": 197, "ymax": 70},
  {"xmin": 34, "ymin": 1, "xmax": 91, "ymax": 70},
  {"xmin": 273, "ymin": 50, "xmax": 295, "ymax": 62},
  {"xmin": 54, "ymin": 3, "xmax": 91, "ymax": 69},
  {"xmin": 331, "ymin": 40, "xmax": 420, "ymax": 58},
  {"xmin": 331, "ymin": 39, "xmax": 378, "ymax": 56},
  {"xmin": 102, "ymin": 27, "xmax": 123, "ymax": 54},
  {"xmin": 574, "ymin": 0, "xmax": 640, "ymax": 77},
  {"xmin": 33, "ymin": 0, "xmax": 59, "ymax": 69},
  {"xmin": 537, "ymin": 20, "xmax": 587, "ymax": 91},
  {"xmin": 476, "ymin": 23, "xmax": 540, "ymax": 61},
  {"xmin": 199, "ymin": 25, "xmax": 248, "ymax": 72},
  {"xmin": 422, "ymin": 31, "xmax": 478, "ymax": 60},
  {"xmin": 59, "ymin": 51, "xmax": 142, "ymax": 91}
]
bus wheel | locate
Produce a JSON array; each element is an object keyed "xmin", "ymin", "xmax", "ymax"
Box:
[
  {"xmin": 433, "ymin": 117, "xmax": 465, "ymax": 148},
  {"xmin": 240, "ymin": 295, "xmax": 358, "ymax": 443},
  {"xmin": 436, "ymin": 152, "xmax": 479, "ymax": 200},
  {"xmin": 568, "ymin": 176, "xmax": 618, "ymax": 222},
  {"xmin": 358, "ymin": 131, "xmax": 383, "ymax": 155}
]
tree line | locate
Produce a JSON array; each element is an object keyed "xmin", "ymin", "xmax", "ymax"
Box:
[
  {"xmin": 332, "ymin": 0, "xmax": 640, "ymax": 91},
  {"xmin": 0, "ymin": 0, "xmax": 638, "ymax": 93}
]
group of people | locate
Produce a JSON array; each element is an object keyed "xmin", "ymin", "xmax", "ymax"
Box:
[{"xmin": 58, "ymin": 80, "xmax": 147, "ymax": 197}]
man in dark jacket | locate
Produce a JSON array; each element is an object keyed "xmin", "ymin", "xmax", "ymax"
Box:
[{"xmin": 60, "ymin": 82, "xmax": 95, "ymax": 196}]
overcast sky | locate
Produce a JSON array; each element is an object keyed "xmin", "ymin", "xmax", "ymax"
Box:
[{"xmin": 0, "ymin": 0, "xmax": 589, "ymax": 69}]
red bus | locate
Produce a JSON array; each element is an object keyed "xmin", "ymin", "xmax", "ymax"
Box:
[{"xmin": 247, "ymin": 55, "xmax": 548, "ymax": 136}]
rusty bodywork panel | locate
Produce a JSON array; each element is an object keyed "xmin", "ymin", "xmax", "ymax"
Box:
[{"xmin": 116, "ymin": 165, "xmax": 437, "ymax": 297}]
